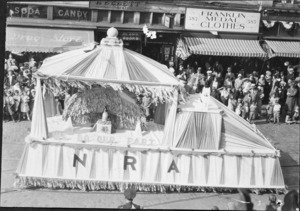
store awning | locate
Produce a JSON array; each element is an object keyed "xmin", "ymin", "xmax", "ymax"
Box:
[
  {"xmin": 265, "ymin": 40, "xmax": 300, "ymax": 58},
  {"xmin": 5, "ymin": 27, "xmax": 94, "ymax": 53},
  {"xmin": 183, "ymin": 37, "xmax": 267, "ymax": 58}
]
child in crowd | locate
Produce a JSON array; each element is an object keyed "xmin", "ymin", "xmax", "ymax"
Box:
[
  {"xmin": 249, "ymin": 102, "xmax": 257, "ymax": 123},
  {"xmin": 20, "ymin": 90, "xmax": 31, "ymax": 121},
  {"xmin": 292, "ymin": 106, "xmax": 300, "ymax": 124},
  {"xmin": 266, "ymin": 101, "xmax": 274, "ymax": 123},
  {"xmin": 242, "ymin": 101, "xmax": 250, "ymax": 120},
  {"xmin": 235, "ymin": 98, "xmax": 243, "ymax": 117},
  {"xmin": 273, "ymin": 99, "xmax": 281, "ymax": 124}
]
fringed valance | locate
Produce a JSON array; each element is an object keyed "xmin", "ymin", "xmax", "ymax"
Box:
[
  {"xmin": 14, "ymin": 176, "xmax": 287, "ymax": 194},
  {"xmin": 39, "ymin": 76, "xmax": 178, "ymax": 104}
]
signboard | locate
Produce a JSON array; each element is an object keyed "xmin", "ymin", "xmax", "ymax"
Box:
[
  {"xmin": 6, "ymin": 27, "xmax": 94, "ymax": 53},
  {"xmin": 89, "ymin": 1, "xmax": 146, "ymax": 11},
  {"xmin": 53, "ymin": 7, "xmax": 91, "ymax": 21},
  {"xmin": 120, "ymin": 32, "xmax": 141, "ymax": 41},
  {"xmin": 185, "ymin": 8, "xmax": 260, "ymax": 33},
  {"xmin": 164, "ymin": 16, "xmax": 170, "ymax": 28},
  {"xmin": 7, "ymin": 4, "xmax": 47, "ymax": 19}
]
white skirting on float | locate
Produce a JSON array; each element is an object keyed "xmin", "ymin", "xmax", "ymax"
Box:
[{"xmin": 15, "ymin": 140, "xmax": 285, "ymax": 192}]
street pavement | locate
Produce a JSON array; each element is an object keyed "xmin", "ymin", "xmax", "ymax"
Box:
[{"xmin": 1, "ymin": 118, "xmax": 299, "ymax": 210}]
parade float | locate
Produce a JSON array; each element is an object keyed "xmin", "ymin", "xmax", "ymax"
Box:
[{"xmin": 15, "ymin": 28, "xmax": 285, "ymax": 193}]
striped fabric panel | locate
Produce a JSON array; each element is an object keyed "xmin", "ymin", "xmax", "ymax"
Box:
[
  {"xmin": 176, "ymin": 38, "xmax": 191, "ymax": 60},
  {"xmin": 266, "ymin": 40, "xmax": 300, "ymax": 58},
  {"xmin": 184, "ymin": 37, "xmax": 267, "ymax": 58}
]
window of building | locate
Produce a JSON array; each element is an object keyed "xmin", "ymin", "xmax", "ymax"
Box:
[
  {"xmin": 152, "ymin": 13, "xmax": 163, "ymax": 25},
  {"xmin": 124, "ymin": 11, "xmax": 134, "ymax": 24},
  {"xmin": 140, "ymin": 12, "xmax": 151, "ymax": 24},
  {"xmin": 180, "ymin": 14, "xmax": 185, "ymax": 26},
  {"xmin": 111, "ymin": 10, "xmax": 122, "ymax": 23},
  {"xmin": 98, "ymin": 10, "xmax": 109, "ymax": 22}
]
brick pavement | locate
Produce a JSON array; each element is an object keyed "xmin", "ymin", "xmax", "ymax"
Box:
[{"xmin": 1, "ymin": 119, "xmax": 299, "ymax": 209}]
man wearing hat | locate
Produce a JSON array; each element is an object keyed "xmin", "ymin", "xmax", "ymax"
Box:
[
  {"xmin": 287, "ymin": 65, "xmax": 295, "ymax": 82},
  {"xmin": 234, "ymin": 74, "xmax": 243, "ymax": 90},
  {"xmin": 118, "ymin": 187, "xmax": 142, "ymax": 209},
  {"xmin": 202, "ymin": 70, "xmax": 213, "ymax": 97}
]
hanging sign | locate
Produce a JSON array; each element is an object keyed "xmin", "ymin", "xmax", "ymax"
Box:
[
  {"xmin": 185, "ymin": 8, "xmax": 260, "ymax": 33},
  {"xmin": 89, "ymin": 1, "xmax": 146, "ymax": 11}
]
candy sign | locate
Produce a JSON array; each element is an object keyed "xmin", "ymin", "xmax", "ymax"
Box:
[{"xmin": 185, "ymin": 8, "xmax": 260, "ymax": 33}]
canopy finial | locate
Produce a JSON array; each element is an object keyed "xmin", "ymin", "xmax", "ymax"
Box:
[{"xmin": 107, "ymin": 27, "xmax": 118, "ymax": 38}]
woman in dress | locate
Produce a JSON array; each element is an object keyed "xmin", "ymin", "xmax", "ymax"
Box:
[
  {"xmin": 13, "ymin": 89, "xmax": 21, "ymax": 121},
  {"xmin": 20, "ymin": 90, "xmax": 31, "ymax": 121},
  {"xmin": 5, "ymin": 90, "xmax": 16, "ymax": 122}
]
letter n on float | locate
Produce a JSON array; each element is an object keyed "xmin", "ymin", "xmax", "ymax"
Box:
[
  {"xmin": 73, "ymin": 153, "xmax": 87, "ymax": 167},
  {"xmin": 124, "ymin": 155, "xmax": 137, "ymax": 170}
]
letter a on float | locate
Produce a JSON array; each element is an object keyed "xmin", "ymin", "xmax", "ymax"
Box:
[{"xmin": 168, "ymin": 160, "xmax": 179, "ymax": 173}]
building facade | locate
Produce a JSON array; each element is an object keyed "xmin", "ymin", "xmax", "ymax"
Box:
[{"xmin": 5, "ymin": 0, "xmax": 300, "ymax": 65}]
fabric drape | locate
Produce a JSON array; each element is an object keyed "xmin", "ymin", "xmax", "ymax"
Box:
[
  {"xmin": 30, "ymin": 79, "xmax": 48, "ymax": 139},
  {"xmin": 175, "ymin": 112, "xmax": 222, "ymax": 149},
  {"xmin": 162, "ymin": 92, "xmax": 178, "ymax": 146},
  {"xmin": 16, "ymin": 142, "xmax": 285, "ymax": 189}
]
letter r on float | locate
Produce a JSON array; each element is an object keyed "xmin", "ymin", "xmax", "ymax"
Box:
[
  {"xmin": 124, "ymin": 155, "xmax": 137, "ymax": 170},
  {"xmin": 73, "ymin": 153, "xmax": 87, "ymax": 167}
]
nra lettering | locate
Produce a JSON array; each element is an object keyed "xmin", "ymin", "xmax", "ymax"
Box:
[{"xmin": 73, "ymin": 154, "xmax": 180, "ymax": 173}]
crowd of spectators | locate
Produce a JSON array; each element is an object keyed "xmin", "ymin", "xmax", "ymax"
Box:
[
  {"xmin": 3, "ymin": 53, "xmax": 41, "ymax": 122},
  {"xmin": 174, "ymin": 58, "xmax": 300, "ymax": 124}
]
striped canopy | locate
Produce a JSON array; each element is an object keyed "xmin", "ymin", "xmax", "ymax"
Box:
[
  {"xmin": 266, "ymin": 40, "xmax": 300, "ymax": 58},
  {"xmin": 37, "ymin": 41, "xmax": 179, "ymax": 87},
  {"xmin": 183, "ymin": 37, "xmax": 267, "ymax": 58}
]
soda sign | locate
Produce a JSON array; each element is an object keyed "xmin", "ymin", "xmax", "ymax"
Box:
[{"xmin": 8, "ymin": 4, "xmax": 47, "ymax": 18}]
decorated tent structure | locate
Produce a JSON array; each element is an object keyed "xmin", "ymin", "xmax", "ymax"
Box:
[{"xmin": 15, "ymin": 28, "xmax": 285, "ymax": 192}]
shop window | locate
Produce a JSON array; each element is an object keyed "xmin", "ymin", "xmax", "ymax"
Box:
[
  {"xmin": 152, "ymin": 13, "xmax": 163, "ymax": 25},
  {"xmin": 180, "ymin": 14, "xmax": 185, "ymax": 26},
  {"xmin": 124, "ymin": 11, "xmax": 134, "ymax": 24},
  {"xmin": 111, "ymin": 10, "xmax": 122, "ymax": 23},
  {"xmin": 140, "ymin": 12, "xmax": 151, "ymax": 24},
  {"xmin": 98, "ymin": 10, "xmax": 109, "ymax": 22}
]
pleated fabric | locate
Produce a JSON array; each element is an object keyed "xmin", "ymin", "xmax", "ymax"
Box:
[
  {"xmin": 30, "ymin": 79, "xmax": 48, "ymax": 139},
  {"xmin": 16, "ymin": 142, "xmax": 285, "ymax": 189},
  {"xmin": 37, "ymin": 45, "xmax": 179, "ymax": 86}
]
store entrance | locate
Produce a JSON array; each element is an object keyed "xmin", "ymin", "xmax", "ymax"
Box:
[{"xmin": 142, "ymin": 43, "xmax": 162, "ymax": 63}]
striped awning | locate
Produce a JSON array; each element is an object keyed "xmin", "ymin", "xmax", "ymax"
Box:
[
  {"xmin": 184, "ymin": 37, "xmax": 267, "ymax": 58},
  {"xmin": 265, "ymin": 40, "xmax": 300, "ymax": 58}
]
